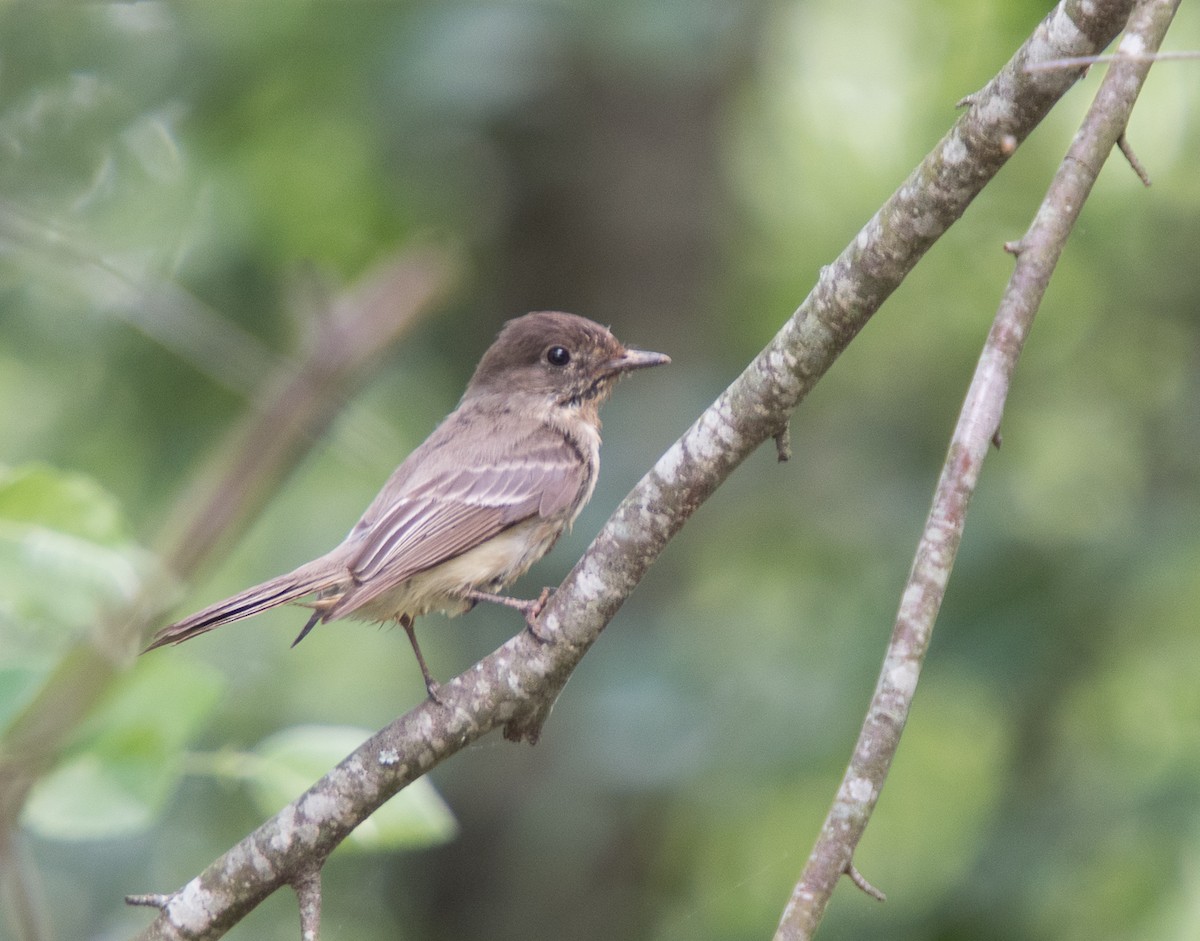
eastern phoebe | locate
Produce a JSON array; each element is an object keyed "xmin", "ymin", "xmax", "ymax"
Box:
[{"xmin": 147, "ymin": 311, "xmax": 669, "ymax": 697}]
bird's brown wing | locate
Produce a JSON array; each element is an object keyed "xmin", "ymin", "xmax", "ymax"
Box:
[{"xmin": 327, "ymin": 431, "xmax": 587, "ymax": 617}]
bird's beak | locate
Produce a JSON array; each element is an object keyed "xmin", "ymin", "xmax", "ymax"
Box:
[{"xmin": 605, "ymin": 348, "xmax": 671, "ymax": 374}]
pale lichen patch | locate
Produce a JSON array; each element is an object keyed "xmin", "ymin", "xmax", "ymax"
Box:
[
  {"xmin": 1118, "ymin": 31, "xmax": 1146, "ymax": 56},
  {"xmin": 691, "ymin": 409, "xmax": 737, "ymax": 463},
  {"xmin": 300, "ymin": 791, "xmax": 340, "ymax": 826},
  {"xmin": 572, "ymin": 565, "xmax": 608, "ymax": 604},
  {"xmin": 495, "ymin": 701, "xmax": 517, "ymax": 720},
  {"xmin": 899, "ymin": 581, "xmax": 925, "ymax": 612},
  {"xmin": 168, "ymin": 878, "xmax": 217, "ymax": 933},
  {"xmin": 269, "ymin": 806, "xmax": 297, "ymax": 853},
  {"xmin": 942, "ymin": 134, "xmax": 968, "ymax": 165},
  {"xmin": 845, "ymin": 776, "xmax": 875, "ymax": 803},
  {"xmin": 885, "ymin": 659, "xmax": 920, "ymax": 699},
  {"xmin": 247, "ymin": 840, "xmax": 274, "ymax": 878},
  {"xmin": 976, "ymin": 93, "xmax": 1015, "ymax": 126},
  {"xmin": 654, "ymin": 440, "xmax": 687, "ymax": 484},
  {"xmin": 1045, "ymin": 3, "xmax": 1086, "ymax": 49},
  {"xmin": 762, "ymin": 348, "xmax": 803, "ymax": 401}
]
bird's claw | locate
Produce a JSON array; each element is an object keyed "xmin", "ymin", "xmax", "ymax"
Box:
[{"xmin": 524, "ymin": 587, "xmax": 554, "ymax": 643}]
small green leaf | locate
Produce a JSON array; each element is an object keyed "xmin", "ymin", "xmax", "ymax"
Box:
[
  {"xmin": 247, "ymin": 725, "xmax": 459, "ymax": 853},
  {"xmin": 20, "ymin": 752, "xmax": 156, "ymax": 839},
  {"xmin": 22, "ymin": 656, "xmax": 225, "ymax": 840},
  {"xmin": 0, "ymin": 463, "xmax": 166, "ymax": 644},
  {"xmin": 0, "ymin": 463, "xmax": 130, "ymax": 543}
]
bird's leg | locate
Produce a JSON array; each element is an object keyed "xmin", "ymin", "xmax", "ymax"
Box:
[
  {"xmin": 463, "ymin": 587, "xmax": 554, "ymax": 641},
  {"xmin": 400, "ymin": 615, "xmax": 443, "ymax": 702}
]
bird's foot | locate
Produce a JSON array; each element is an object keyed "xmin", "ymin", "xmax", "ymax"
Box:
[
  {"xmin": 423, "ymin": 677, "xmax": 446, "ymax": 706},
  {"xmin": 524, "ymin": 587, "xmax": 554, "ymax": 642},
  {"xmin": 463, "ymin": 587, "xmax": 555, "ymax": 642}
]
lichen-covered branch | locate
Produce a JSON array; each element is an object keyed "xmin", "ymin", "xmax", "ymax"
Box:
[
  {"xmin": 773, "ymin": 2, "xmax": 1179, "ymax": 938},
  {"xmin": 125, "ymin": 1, "xmax": 1143, "ymax": 937}
]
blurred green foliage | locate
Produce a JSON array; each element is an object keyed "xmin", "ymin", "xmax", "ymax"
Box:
[
  {"xmin": 2, "ymin": 1, "xmax": 1199, "ymax": 940},
  {"xmin": 23, "ymin": 655, "xmax": 224, "ymax": 841},
  {"xmin": 0, "ymin": 465, "xmax": 161, "ymax": 722}
]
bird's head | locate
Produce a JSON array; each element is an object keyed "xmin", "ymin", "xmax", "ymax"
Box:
[{"xmin": 465, "ymin": 311, "xmax": 669, "ymax": 410}]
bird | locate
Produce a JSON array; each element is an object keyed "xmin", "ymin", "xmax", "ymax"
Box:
[{"xmin": 146, "ymin": 311, "xmax": 670, "ymax": 698}]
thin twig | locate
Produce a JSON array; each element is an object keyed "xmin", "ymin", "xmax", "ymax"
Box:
[
  {"xmin": 774, "ymin": 425, "xmax": 793, "ymax": 462},
  {"xmin": 1117, "ymin": 132, "xmax": 1153, "ymax": 185},
  {"xmin": 292, "ymin": 870, "xmax": 322, "ymax": 941},
  {"xmin": 125, "ymin": 895, "xmax": 171, "ymax": 910},
  {"xmin": 773, "ymin": 2, "xmax": 1179, "ymax": 939},
  {"xmin": 844, "ymin": 863, "xmax": 886, "ymax": 902},
  {"xmin": 1025, "ymin": 48, "xmax": 1197, "ymax": 71}
]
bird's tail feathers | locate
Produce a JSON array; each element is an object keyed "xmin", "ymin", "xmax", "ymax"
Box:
[{"xmin": 145, "ymin": 559, "xmax": 344, "ymax": 651}]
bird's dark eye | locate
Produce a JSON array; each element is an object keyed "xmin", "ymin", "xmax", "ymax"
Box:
[{"xmin": 545, "ymin": 345, "xmax": 571, "ymax": 367}]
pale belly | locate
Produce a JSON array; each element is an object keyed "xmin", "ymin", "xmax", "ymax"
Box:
[{"xmin": 348, "ymin": 517, "xmax": 564, "ymax": 623}]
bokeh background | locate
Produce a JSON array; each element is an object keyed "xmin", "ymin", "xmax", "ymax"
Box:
[{"xmin": 2, "ymin": 2, "xmax": 1199, "ymax": 940}]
